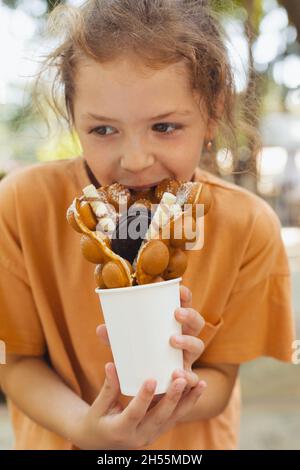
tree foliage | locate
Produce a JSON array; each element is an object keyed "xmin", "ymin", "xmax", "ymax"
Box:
[
  {"xmin": 2, "ymin": 0, "xmax": 65, "ymax": 13},
  {"xmin": 1, "ymin": 0, "xmax": 299, "ymax": 39}
]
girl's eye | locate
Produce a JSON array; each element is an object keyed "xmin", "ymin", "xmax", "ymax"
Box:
[
  {"xmin": 89, "ymin": 122, "xmax": 182, "ymax": 137},
  {"xmin": 153, "ymin": 123, "xmax": 181, "ymax": 134},
  {"xmin": 90, "ymin": 126, "xmax": 116, "ymax": 136}
]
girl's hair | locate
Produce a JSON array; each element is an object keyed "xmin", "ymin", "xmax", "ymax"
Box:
[{"xmin": 34, "ymin": 0, "xmax": 260, "ymax": 173}]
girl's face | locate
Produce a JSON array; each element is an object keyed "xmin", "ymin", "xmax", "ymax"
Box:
[{"xmin": 73, "ymin": 57, "xmax": 210, "ymax": 189}]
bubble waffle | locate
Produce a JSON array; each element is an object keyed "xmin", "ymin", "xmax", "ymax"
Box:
[{"xmin": 66, "ymin": 177, "xmax": 211, "ymax": 288}]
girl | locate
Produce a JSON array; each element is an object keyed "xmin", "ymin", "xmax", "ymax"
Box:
[{"xmin": 0, "ymin": 0, "xmax": 295, "ymax": 450}]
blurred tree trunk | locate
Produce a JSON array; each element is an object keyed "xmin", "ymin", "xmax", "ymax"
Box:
[{"xmin": 233, "ymin": 0, "xmax": 261, "ymax": 192}]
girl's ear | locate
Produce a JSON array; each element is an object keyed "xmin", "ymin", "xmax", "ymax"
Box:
[{"xmin": 204, "ymin": 119, "xmax": 218, "ymax": 142}]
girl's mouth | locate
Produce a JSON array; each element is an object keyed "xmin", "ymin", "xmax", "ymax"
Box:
[{"xmin": 120, "ymin": 181, "xmax": 164, "ymax": 191}]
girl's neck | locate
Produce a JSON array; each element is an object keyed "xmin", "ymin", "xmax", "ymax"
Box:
[{"xmin": 84, "ymin": 160, "xmax": 101, "ymax": 188}]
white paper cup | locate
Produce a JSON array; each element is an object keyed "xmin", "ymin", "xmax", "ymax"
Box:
[{"xmin": 95, "ymin": 277, "xmax": 183, "ymax": 396}]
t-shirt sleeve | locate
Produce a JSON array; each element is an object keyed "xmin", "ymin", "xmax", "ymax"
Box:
[
  {"xmin": 195, "ymin": 202, "xmax": 296, "ymax": 365},
  {"xmin": 0, "ymin": 173, "xmax": 46, "ymax": 356}
]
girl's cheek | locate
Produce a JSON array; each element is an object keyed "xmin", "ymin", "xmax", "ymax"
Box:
[
  {"xmin": 80, "ymin": 132, "xmax": 201, "ymax": 177},
  {"xmin": 160, "ymin": 142, "xmax": 199, "ymax": 167}
]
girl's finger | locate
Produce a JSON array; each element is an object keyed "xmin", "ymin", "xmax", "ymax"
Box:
[
  {"xmin": 96, "ymin": 324, "xmax": 111, "ymax": 347},
  {"xmin": 120, "ymin": 379, "xmax": 158, "ymax": 430},
  {"xmin": 172, "ymin": 368, "xmax": 199, "ymax": 389},
  {"xmin": 179, "ymin": 285, "xmax": 192, "ymax": 308},
  {"xmin": 91, "ymin": 362, "xmax": 120, "ymax": 416},
  {"xmin": 170, "ymin": 334, "xmax": 204, "ymax": 365},
  {"xmin": 148, "ymin": 393, "xmax": 165, "ymax": 411},
  {"xmin": 171, "ymin": 380, "xmax": 207, "ymax": 423},
  {"xmin": 107, "ymin": 402, "xmax": 124, "ymax": 415},
  {"xmin": 139, "ymin": 378, "xmax": 187, "ymax": 435},
  {"xmin": 175, "ymin": 307, "xmax": 205, "ymax": 336}
]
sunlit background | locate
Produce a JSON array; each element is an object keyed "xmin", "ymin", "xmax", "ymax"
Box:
[{"xmin": 0, "ymin": 0, "xmax": 299, "ymax": 450}]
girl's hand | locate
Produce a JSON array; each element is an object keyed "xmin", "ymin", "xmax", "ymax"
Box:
[
  {"xmin": 97, "ymin": 285, "xmax": 205, "ymax": 409},
  {"xmin": 73, "ymin": 362, "xmax": 206, "ymax": 450},
  {"xmin": 149, "ymin": 285, "xmax": 205, "ymax": 408},
  {"xmin": 170, "ymin": 285, "xmax": 205, "ymax": 392}
]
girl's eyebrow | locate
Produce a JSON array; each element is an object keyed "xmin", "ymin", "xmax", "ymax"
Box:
[{"xmin": 82, "ymin": 109, "xmax": 193, "ymax": 123}]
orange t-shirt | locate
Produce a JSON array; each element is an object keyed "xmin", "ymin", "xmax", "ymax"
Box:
[{"xmin": 0, "ymin": 156, "xmax": 295, "ymax": 450}]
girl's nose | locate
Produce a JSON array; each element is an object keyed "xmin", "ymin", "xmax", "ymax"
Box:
[
  {"xmin": 120, "ymin": 138, "xmax": 155, "ymax": 172},
  {"xmin": 120, "ymin": 153, "xmax": 154, "ymax": 172}
]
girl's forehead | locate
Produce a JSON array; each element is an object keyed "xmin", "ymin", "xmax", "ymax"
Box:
[
  {"xmin": 75, "ymin": 57, "xmax": 192, "ymax": 91},
  {"xmin": 73, "ymin": 57, "xmax": 199, "ymax": 114}
]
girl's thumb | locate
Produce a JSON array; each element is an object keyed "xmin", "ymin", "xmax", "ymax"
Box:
[{"xmin": 91, "ymin": 362, "xmax": 121, "ymax": 416}]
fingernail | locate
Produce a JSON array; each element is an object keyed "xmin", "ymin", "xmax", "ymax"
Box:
[
  {"xmin": 177, "ymin": 308, "xmax": 187, "ymax": 318},
  {"xmin": 146, "ymin": 381, "xmax": 156, "ymax": 393},
  {"xmin": 105, "ymin": 363, "xmax": 112, "ymax": 376},
  {"xmin": 184, "ymin": 287, "xmax": 192, "ymax": 301},
  {"xmin": 198, "ymin": 381, "xmax": 207, "ymax": 390},
  {"xmin": 175, "ymin": 380, "xmax": 186, "ymax": 392},
  {"xmin": 174, "ymin": 335, "xmax": 183, "ymax": 344}
]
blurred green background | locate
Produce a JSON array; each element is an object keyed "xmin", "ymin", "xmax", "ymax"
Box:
[{"xmin": 0, "ymin": 0, "xmax": 299, "ymax": 450}]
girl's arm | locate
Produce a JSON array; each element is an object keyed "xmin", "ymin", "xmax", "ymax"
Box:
[
  {"xmin": 0, "ymin": 353, "xmax": 206, "ymax": 449},
  {"xmin": 178, "ymin": 363, "xmax": 239, "ymax": 423},
  {"xmin": 0, "ymin": 354, "xmax": 89, "ymax": 442}
]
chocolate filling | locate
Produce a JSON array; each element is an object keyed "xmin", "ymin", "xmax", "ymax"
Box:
[{"xmin": 111, "ymin": 207, "xmax": 153, "ymax": 264}]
